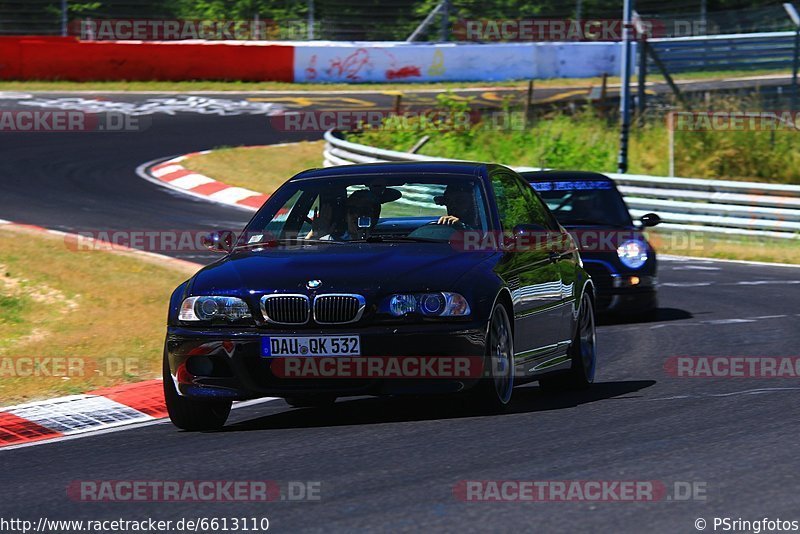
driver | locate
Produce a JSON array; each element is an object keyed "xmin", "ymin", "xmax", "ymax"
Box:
[{"xmin": 435, "ymin": 182, "xmax": 478, "ymax": 227}]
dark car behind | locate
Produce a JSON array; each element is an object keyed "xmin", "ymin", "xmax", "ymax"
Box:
[{"xmin": 521, "ymin": 171, "xmax": 660, "ymax": 315}]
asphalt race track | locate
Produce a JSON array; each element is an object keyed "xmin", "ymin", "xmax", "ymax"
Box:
[{"xmin": 1, "ymin": 85, "xmax": 799, "ymax": 532}]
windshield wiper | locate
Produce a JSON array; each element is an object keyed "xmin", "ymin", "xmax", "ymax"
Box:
[
  {"xmin": 349, "ymin": 236, "xmax": 444, "ymax": 243},
  {"xmin": 233, "ymin": 238, "xmax": 344, "ymax": 250}
]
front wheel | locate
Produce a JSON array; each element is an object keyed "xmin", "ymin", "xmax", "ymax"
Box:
[
  {"xmin": 539, "ymin": 292, "xmax": 596, "ymax": 391},
  {"xmin": 470, "ymin": 303, "xmax": 515, "ymax": 410},
  {"xmin": 163, "ymin": 348, "xmax": 232, "ymax": 431}
]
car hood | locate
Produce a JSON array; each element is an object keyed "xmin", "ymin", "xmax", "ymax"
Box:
[{"xmin": 189, "ymin": 243, "xmax": 496, "ymax": 297}]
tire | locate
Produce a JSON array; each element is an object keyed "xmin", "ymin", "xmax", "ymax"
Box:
[
  {"xmin": 470, "ymin": 303, "xmax": 515, "ymax": 411},
  {"xmin": 285, "ymin": 395, "xmax": 337, "ymax": 408},
  {"xmin": 539, "ymin": 292, "xmax": 596, "ymax": 392},
  {"xmin": 163, "ymin": 348, "xmax": 232, "ymax": 431}
]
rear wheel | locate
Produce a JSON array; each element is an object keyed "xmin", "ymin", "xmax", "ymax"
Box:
[
  {"xmin": 163, "ymin": 348, "xmax": 232, "ymax": 431},
  {"xmin": 539, "ymin": 293, "xmax": 596, "ymax": 391},
  {"xmin": 285, "ymin": 395, "xmax": 337, "ymax": 408},
  {"xmin": 471, "ymin": 303, "xmax": 515, "ymax": 410}
]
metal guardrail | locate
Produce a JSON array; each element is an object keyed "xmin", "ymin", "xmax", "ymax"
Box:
[
  {"xmin": 648, "ymin": 31, "xmax": 799, "ymax": 73},
  {"xmin": 322, "ymin": 130, "xmax": 800, "ymax": 239}
]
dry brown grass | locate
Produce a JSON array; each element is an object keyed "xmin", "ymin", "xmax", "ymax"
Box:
[
  {"xmin": 0, "ymin": 225, "xmax": 198, "ymax": 405},
  {"xmin": 182, "ymin": 141, "xmax": 325, "ymax": 194}
]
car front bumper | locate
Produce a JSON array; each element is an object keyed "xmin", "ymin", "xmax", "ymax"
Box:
[{"xmin": 166, "ymin": 322, "xmax": 488, "ymax": 400}]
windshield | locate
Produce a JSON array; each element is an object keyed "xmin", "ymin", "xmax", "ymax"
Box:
[
  {"xmin": 530, "ymin": 179, "xmax": 633, "ymax": 227},
  {"xmin": 240, "ymin": 173, "xmax": 491, "ymax": 247}
]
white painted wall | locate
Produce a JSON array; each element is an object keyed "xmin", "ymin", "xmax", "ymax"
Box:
[{"xmin": 293, "ymin": 41, "xmax": 622, "ymax": 83}]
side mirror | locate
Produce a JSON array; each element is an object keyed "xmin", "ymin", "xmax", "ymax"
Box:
[
  {"xmin": 640, "ymin": 213, "xmax": 661, "ymax": 228},
  {"xmin": 201, "ymin": 230, "xmax": 235, "ymax": 253}
]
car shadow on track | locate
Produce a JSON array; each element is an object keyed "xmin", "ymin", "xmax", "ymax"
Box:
[
  {"xmin": 598, "ymin": 307, "xmax": 692, "ymax": 326},
  {"xmin": 221, "ymin": 380, "xmax": 656, "ymax": 433}
]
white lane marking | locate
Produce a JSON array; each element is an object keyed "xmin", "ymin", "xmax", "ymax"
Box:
[
  {"xmin": 736, "ymin": 280, "xmax": 800, "ymax": 285},
  {"xmin": 660, "ymin": 254, "xmax": 800, "ymax": 269},
  {"xmin": 648, "ymin": 387, "xmax": 800, "ymax": 402},
  {"xmin": 670, "ymin": 265, "xmax": 721, "ymax": 271},
  {"xmin": 0, "ymin": 396, "xmax": 281, "ymax": 452},
  {"xmin": 644, "ymin": 314, "xmax": 792, "ymax": 330},
  {"xmin": 661, "ymin": 282, "xmax": 713, "ymax": 287},
  {"xmin": 207, "ymin": 186, "xmax": 261, "ymax": 203},
  {"xmin": 169, "ymin": 173, "xmax": 215, "ymax": 190},
  {"xmin": 150, "ymin": 164, "xmax": 184, "ymax": 178}
]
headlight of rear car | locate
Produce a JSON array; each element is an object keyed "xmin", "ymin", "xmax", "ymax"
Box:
[
  {"xmin": 179, "ymin": 296, "xmax": 251, "ymax": 321},
  {"xmin": 385, "ymin": 292, "xmax": 470, "ymax": 317},
  {"xmin": 617, "ymin": 240, "xmax": 648, "ymax": 269}
]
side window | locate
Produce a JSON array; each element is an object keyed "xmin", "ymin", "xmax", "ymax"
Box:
[
  {"xmin": 519, "ymin": 180, "xmax": 559, "ymax": 230},
  {"xmin": 491, "ymin": 172, "xmax": 544, "ymax": 230}
]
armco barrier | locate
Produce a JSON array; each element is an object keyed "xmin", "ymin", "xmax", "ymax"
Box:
[
  {"xmin": 323, "ymin": 130, "xmax": 800, "ymax": 239},
  {"xmin": 0, "ymin": 37, "xmax": 294, "ymax": 81}
]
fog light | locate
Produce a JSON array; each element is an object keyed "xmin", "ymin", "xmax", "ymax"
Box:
[{"xmin": 630, "ymin": 276, "xmax": 640, "ymax": 286}]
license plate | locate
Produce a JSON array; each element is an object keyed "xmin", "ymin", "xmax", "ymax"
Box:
[{"xmin": 261, "ymin": 335, "xmax": 361, "ymax": 357}]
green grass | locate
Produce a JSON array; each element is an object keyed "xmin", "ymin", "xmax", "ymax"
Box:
[
  {"xmin": 0, "ymin": 68, "xmax": 789, "ymax": 93},
  {"xmin": 353, "ymin": 104, "xmax": 800, "ymax": 184}
]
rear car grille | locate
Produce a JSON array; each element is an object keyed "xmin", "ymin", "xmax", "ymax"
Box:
[
  {"xmin": 313, "ymin": 294, "xmax": 366, "ymax": 324},
  {"xmin": 260, "ymin": 295, "xmax": 310, "ymax": 325}
]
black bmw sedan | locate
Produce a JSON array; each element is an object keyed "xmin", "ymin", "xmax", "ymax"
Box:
[
  {"xmin": 164, "ymin": 162, "xmax": 596, "ymax": 430},
  {"xmin": 521, "ymin": 171, "xmax": 660, "ymax": 315}
]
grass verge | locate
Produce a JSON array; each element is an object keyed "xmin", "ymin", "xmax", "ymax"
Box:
[
  {"xmin": 0, "ymin": 225, "xmax": 198, "ymax": 405},
  {"xmin": 181, "ymin": 140, "xmax": 325, "ymax": 193},
  {"xmin": 649, "ymin": 230, "xmax": 800, "ymax": 265},
  {"xmin": 0, "ymin": 69, "xmax": 789, "ymax": 93}
]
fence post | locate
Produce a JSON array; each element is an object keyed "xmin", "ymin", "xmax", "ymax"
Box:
[
  {"xmin": 307, "ymin": 0, "xmax": 315, "ymax": 40},
  {"xmin": 617, "ymin": 0, "xmax": 634, "ymax": 174},
  {"xmin": 61, "ymin": 0, "xmax": 68, "ymax": 36},
  {"xmin": 440, "ymin": 0, "xmax": 450, "ymax": 42},
  {"xmin": 637, "ymin": 38, "xmax": 647, "ymax": 125}
]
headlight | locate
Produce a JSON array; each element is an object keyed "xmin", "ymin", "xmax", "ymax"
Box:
[
  {"xmin": 617, "ymin": 240, "xmax": 648, "ymax": 269},
  {"xmin": 179, "ymin": 296, "xmax": 251, "ymax": 321},
  {"xmin": 386, "ymin": 292, "xmax": 470, "ymax": 317}
]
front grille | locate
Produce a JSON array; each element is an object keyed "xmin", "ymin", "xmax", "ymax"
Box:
[
  {"xmin": 313, "ymin": 294, "xmax": 365, "ymax": 324},
  {"xmin": 261, "ymin": 295, "xmax": 310, "ymax": 325}
]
